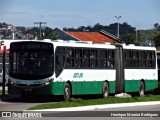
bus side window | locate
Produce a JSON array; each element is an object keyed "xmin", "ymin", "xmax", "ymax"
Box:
[
  {"xmin": 66, "ymin": 48, "xmax": 75, "ymax": 68},
  {"xmin": 124, "ymin": 50, "xmax": 132, "ymax": 68},
  {"xmin": 55, "ymin": 47, "xmax": 65, "ymax": 78},
  {"xmin": 107, "ymin": 50, "xmax": 114, "ymax": 68},
  {"xmin": 146, "ymin": 51, "xmax": 156, "ymax": 68},
  {"xmin": 83, "ymin": 49, "xmax": 90, "ymax": 68},
  {"xmin": 57, "ymin": 56, "xmax": 64, "ymax": 69},
  {"xmin": 100, "ymin": 50, "xmax": 107, "ymax": 68},
  {"xmin": 90, "ymin": 49, "xmax": 98, "ymax": 68},
  {"xmin": 152, "ymin": 51, "xmax": 156, "ymax": 68},
  {"xmin": 132, "ymin": 51, "xmax": 139, "ymax": 67},
  {"xmin": 75, "ymin": 49, "xmax": 82, "ymax": 68}
]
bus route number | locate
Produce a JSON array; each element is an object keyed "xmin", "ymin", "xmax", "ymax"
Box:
[{"xmin": 73, "ymin": 73, "xmax": 83, "ymax": 78}]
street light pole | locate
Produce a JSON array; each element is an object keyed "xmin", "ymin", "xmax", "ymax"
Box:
[
  {"xmin": 114, "ymin": 16, "xmax": 122, "ymax": 39},
  {"xmin": 135, "ymin": 28, "xmax": 138, "ymax": 40}
]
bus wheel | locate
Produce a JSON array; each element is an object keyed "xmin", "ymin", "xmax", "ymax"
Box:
[
  {"xmin": 64, "ymin": 83, "xmax": 71, "ymax": 101},
  {"xmin": 103, "ymin": 82, "xmax": 109, "ymax": 98},
  {"xmin": 139, "ymin": 81, "xmax": 145, "ymax": 96}
]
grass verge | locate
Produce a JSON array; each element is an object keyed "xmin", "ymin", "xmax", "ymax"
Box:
[
  {"xmin": 28, "ymin": 95, "xmax": 160, "ymax": 110},
  {"xmin": 0, "ymin": 90, "xmax": 8, "ymax": 95}
]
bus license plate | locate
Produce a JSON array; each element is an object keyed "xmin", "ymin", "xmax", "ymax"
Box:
[{"xmin": 25, "ymin": 88, "xmax": 32, "ymax": 91}]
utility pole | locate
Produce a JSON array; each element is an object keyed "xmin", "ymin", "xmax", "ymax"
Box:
[
  {"xmin": 34, "ymin": 22, "xmax": 47, "ymax": 39},
  {"xmin": 11, "ymin": 25, "xmax": 15, "ymax": 40},
  {"xmin": 2, "ymin": 46, "xmax": 6, "ymax": 96},
  {"xmin": 135, "ymin": 28, "xmax": 138, "ymax": 41},
  {"xmin": 114, "ymin": 16, "xmax": 122, "ymax": 39}
]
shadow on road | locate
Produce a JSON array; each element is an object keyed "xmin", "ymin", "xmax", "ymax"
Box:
[
  {"xmin": 0, "ymin": 90, "xmax": 160, "ymax": 103},
  {"xmin": 0, "ymin": 94, "xmax": 64, "ymax": 103}
]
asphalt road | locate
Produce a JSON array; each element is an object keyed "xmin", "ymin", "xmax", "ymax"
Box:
[
  {"xmin": 0, "ymin": 86, "xmax": 63, "ymax": 111},
  {"xmin": 30, "ymin": 105, "xmax": 160, "ymax": 120},
  {"xmin": 1, "ymin": 104, "xmax": 159, "ymax": 120},
  {"xmin": 0, "ymin": 86, "xmax": 160, "ymax": 120},
  {"xmin": 0, "ymin": 93, "xmax": 63, "ymax": 111},
  {"xmin": 0, "ymin": 95, "xmax": 53, "ymax": 111}
]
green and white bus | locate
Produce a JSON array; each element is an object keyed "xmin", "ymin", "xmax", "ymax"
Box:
[
  {"xmin": 156, "ymin": 50, "xmax": 160, "ymax": 88},
  {"xmin": 8, "ymin": 40, "xmax": 158, "ymax": 100}
]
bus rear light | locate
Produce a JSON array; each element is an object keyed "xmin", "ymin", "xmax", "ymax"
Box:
[{"xmin": 3, "ymin": 46, "xmax": 6, "ymax": 51}]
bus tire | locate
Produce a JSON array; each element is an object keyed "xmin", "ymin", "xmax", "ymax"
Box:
[
  {"xmin": 103, "ymin": 82, "xmax": 109, "ymax": 98},
  {"xmin": 139, "ymin": 81, "xmax": 145, "ymax": 96},
  {"xmin": 64, "ymin": 83, "xmax": 71, "ymax": 101}
]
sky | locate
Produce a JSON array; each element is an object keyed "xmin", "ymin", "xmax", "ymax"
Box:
[{"xmin": 0, "ymin": 0, "xmax": 160, "ymax": 30}]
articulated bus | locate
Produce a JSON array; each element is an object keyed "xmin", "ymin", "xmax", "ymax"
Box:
[
  {"xmin": 156, "ymin": 50, "xmax": 160, "ymax": 88},
  {"xmin": 8, "ymin": 40, "xmax": 158, "ymax": 100}
]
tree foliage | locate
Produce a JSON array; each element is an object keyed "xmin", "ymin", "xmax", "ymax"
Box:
[
  {"xmin": 16, "ymin": 26, "xmax": 54, "ymax": 39},
  {"xmin": 154, "ymin": 33, "xmax": 160, "ymax": 47},
  {"xmin": 121, "ymin": 34, "xmax": 137, "ymax": 44},
  {"xmin": 63, "ymin": 22, "xmax": 136, "ymax": 38},
  {"xmin": 43, "ymin": 27, "xmax": 54, "ymax": 39},
  {"xmin": 154, "ymin": 23, "xmax": 160, "ymax": 31}
]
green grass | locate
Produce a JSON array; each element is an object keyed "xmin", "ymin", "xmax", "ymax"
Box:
[
  {"xmin": 0, "ymin": 90, "xmax": 8, "ymax": 95},
  {"xmin": 28, "ymin": 95, "xmax": 160, "ymax": 110}
]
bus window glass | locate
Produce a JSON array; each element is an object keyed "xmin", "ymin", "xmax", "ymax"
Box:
[
  {"xmin": 55, "ymin": 47, "xmax": 65, "ymax": 77},
  {"xmin": 157, "ymin": 54, "xmax": 160, "ymax": 70},
  {"xmin": 83, "ymin": 49, "xmax": 90, "ymax": 58},
  {"xmin": 10, "ymin": 42, "xmax": 54, "ymax": 79},
  {"xmin": 75, "ymin": 49, "xmax": 82, "ymax": 58}
]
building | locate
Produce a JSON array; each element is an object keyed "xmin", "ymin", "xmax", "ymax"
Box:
[{"xmin": 52, "ymin": 28, "xmax": 122, "ymax": 43}]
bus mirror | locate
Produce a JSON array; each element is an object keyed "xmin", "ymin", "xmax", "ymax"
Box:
[{"xmin": 0, "ymin": 41, "xmax": 4, "ymax": 46}]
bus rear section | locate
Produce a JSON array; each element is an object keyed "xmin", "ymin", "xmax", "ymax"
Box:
[
  {"xmin": 113, "ymin": 45, "xmax": 158, "ymax": 96},
  {"xmin": 123, "ymin": 46, "xmax": 158, "ymax": 95}
]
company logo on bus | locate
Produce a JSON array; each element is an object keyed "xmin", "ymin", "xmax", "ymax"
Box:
[{"xmin": 73, "ymin": 73, "xmax": 83, "ymax": 78}]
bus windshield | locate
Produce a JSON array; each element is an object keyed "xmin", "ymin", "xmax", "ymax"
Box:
[{"xmin": 9, "ymin": 42, "xmax": 54, "ymax": 80}]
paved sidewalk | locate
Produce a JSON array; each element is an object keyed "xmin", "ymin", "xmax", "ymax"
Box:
[{"xmin": 30, "ymin": 101, "xmax": 160, "ymax": 111}]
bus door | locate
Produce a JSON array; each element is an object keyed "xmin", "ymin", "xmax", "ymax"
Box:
[{"xmin": 115, "ymin": 45, "xmax": 125, "ymax": 94}]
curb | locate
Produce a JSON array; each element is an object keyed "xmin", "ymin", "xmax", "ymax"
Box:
[{"xmin": 29, "ymin": 101, "xmax": 160, "ymax": 111}]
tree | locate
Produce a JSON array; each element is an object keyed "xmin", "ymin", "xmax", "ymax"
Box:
[
  {"xmin": 63, "ymin": 22, "xmax": 136, "ymax": 38},
  {"xmin": 154, "ymin": 23, "xmax": 160, "ymax": 31},
  {"xmin": 43, "ymin": 27, "xmax": 53, "ymax": 39},
  {"xmin": 153, "ymin": 33, "xmax": 160, "ymax": 47},
  {"xmin": 121, "ymin": 34, "xmax": 136, "ymax": 44},
  {"xmin": 52, "ymin": 34, "xmax": 58, "ymax": 40}
]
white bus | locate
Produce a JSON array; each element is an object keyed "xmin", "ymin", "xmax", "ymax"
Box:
[{"xmin": 8, "ymin": 40, "xmax": 158, "ymax": 100}]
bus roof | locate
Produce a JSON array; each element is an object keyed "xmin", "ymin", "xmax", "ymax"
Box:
[{"xmin": 9, "ymin": 39, "xmax": 156, "ymax": 51}]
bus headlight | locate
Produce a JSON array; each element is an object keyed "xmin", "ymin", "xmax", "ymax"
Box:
[
  {"xmin": 8, "ymin": 78, "xmax": 14, "ymax": 85},
  {"xmin": 45, "ymin": 79, "xmax": 53, "ymax": 86},
  {"xmin": 45, "ymin": 81, "xmax": 50, "ymax": 85},
  {"xmin": 10, "ymin": 81, "xmax": 14, "ymax": 85}
]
